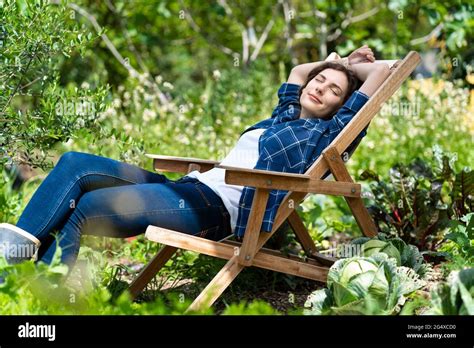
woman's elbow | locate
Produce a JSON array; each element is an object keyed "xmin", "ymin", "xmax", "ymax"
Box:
[
  {"xmin": 288, "ymin": 67, "xmax": 304, "ymax": 84},
  {"xmin": 374, "ymin": 63, "xmax": 391, "ymax": 77},
  {"xmin": 359, "ymin": 64, "xmax": 390, "ymax": 96}
]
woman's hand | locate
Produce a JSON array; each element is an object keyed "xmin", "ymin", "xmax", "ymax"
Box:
[{"xmin": 347, "ymin": 45, "xmax": 375, "ymax": 65}]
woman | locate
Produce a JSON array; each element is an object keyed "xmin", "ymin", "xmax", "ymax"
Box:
[{"xmin": 0, "ymin": 45, "xmax": 391, "ymax": 270}]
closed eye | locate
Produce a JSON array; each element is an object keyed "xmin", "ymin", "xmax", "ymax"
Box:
[
  {"xmin": 315, "ymin": 76, "xmax": 340, "ymax": 96},
  {"xmin": 318, "ymin": 73, "xmax": 343, "ymax": 96}
]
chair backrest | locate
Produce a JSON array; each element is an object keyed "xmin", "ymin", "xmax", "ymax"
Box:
[{"xmin": 285, "ymin": 51, "xmax": 421, "ymax": 212}]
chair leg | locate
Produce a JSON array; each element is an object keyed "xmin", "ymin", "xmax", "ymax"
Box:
[
  {"xmin": 185, "ymin": 255, "xmax": 244, "ymax": 313},
  {"xmin": 286, "ymin": 211, "xmax": 336, "ymax": 266},
  {"xmin": 287, "ymin": 210, "xmax": 317, "ymax": 255},
  {"xmin": 344, "ymin": 197, "xmax": 378, "ymax": 237},
  {"xmin": 128, "ymin": 245, "xmax": 178, "ymax": 300}
]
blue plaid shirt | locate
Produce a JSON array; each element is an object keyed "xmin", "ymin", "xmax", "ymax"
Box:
[{"xmin": 233, "ymin": 82, "xmax": 370, "ymax": 238}]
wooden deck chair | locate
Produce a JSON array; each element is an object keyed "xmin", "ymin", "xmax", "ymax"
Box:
[{"xmin": 128, "ymin": 51, "xmax": 421, "ymax": 312}]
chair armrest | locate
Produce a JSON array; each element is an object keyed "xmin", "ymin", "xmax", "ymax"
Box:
[
  {"xmin": 216, "ymin": 165, "xmax": 360, "ymax": 197},
  {"xmin": 215, "ymin": 165, "xmax": 311, "ymax": 179},
  {"xmin": 146, "ymin": 154, "xmax": 220, "ymax": 174}
]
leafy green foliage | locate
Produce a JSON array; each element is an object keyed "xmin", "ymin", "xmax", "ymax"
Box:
[
  {"xmin": 0, "ymin": 169, "xmax": 24, "ymax": 223},
  {"xmin": 0, "ymin": 0, "xmax": 109, "ymax": 168},
  {"xmin": 426, "ymin": 268, "xmax": 474, "ymax": 315},
  {"xmin": 439, "ymin": 213, "xmax": 474, "ymax": 269},
  {"xmin": 221, "ymin": 300, "xmax": 281, "ymax": 315},
  {"xmin": 299, "ymin": 194, "xmax": 361, "ymax": 241},
  {"xmin": 0, "ymin": 244, "xmax": 208, "ymax": 315},
  {"xmin": 398, "ymin": 291, "xmax": 431, "ymax": 315},
  {"xmin": 359, "ymin": 146, "xmax": 473, "ymax": 250}
]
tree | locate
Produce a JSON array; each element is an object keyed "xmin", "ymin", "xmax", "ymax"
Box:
[{"xmin": 0, "ymin": 0, "xmax": 108, "ymax": 169}]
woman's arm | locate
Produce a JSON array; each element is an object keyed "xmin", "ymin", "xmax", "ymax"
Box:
[
  {"xmin": 287, "ymin": 45, "xmax": 376, "ymax": 85},
  {"xmin": 288, "ymin": 60, "xmax": 341, "ymax": 85},
  {"xmin": 349, "ymin": 62, "xmax": 390, "ymax": 97}
]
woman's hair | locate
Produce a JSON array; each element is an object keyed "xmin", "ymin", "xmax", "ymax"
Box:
[{"xmin": 298, "ymin": 61, "xmax": 361, "ymax": 105}]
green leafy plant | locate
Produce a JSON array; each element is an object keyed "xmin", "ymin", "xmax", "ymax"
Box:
[
  {"xmin": 358, "ymin": 239, "xmax": 402, "ymax": 265},
  {"xmin": 304, "ymin": 253, "xmax": 425, "ymax": 315},
  {"xmin": 398, "ymin": 291, "xmax": 432, "ymax": 315},
  {"xmin": 439, "ymin": 213, "xmax": 474, "ymax": 269},
  {"xmin": 0, "ymin": 0, "xmax": 108, "ymax": 169},
  {"xmin": 426, "ymin": 268, "xmax": 474, "ymax": 315},
  {"xmin": 221, "ymin": 300, "xmax": 281, "ymax": 315},
  {"xmin": 0, "ymin": 245, "xmax": 208, "ymax": 315},
  {"xmin": 351, "ymin": 234, "xmax": 432, "ymax": 278},
  {"xmin": 360, "ymin": 146, "xmax": 473, "ymax": 251},
  {"xmin": 0, "ymin": 169, "xmax": 25, "ymax": 223}
]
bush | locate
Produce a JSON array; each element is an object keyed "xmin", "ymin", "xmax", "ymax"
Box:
[
  {"xmin": 358, "ymin": 146, "xmax": 472, "ymax": 250},
  {"xmin": 0, "ymin": 0, "xmax": 108, "ymax": 169}
]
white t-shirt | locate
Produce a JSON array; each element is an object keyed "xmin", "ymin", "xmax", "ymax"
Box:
[{"xmin": 186, "ymin": 128, "xmax": 265, "ymax": 232}]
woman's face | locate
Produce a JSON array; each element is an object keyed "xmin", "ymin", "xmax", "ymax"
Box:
[{"xmin": 299, "ymin": 68, "xmax": 349, "ymax": 119}]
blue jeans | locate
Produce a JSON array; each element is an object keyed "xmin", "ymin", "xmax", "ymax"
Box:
[{"xmin": 16, "ymin": 151, "xmax": 232, "ymax": 268}]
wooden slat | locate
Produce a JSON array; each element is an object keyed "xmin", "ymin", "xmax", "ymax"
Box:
[
  {"xmin": 146, "ymin": 154, "xmax": 219, "ymax": 173},
  {"xmin": 152, "ymin": 159, "xmax": 215, "ymax": 173},
  {"xmin": 221, "ymin": 166, "xmax": 361, "ymax": 197},
  {"xmin": 187, "ymin": 163, "xmax": 201, "ymax": 173},
  {"xmin": 216, "ymin": 164, "xmax": 311, "ymax": 179},
  {"xmin": 287, "ymin": 210, "xmax": 317, "ymax": 255},
  {"xmin": 145, "ymin": 153, "xmax": 220, "ymax": 165},
  {"xmin": 286, "ymin": 212, "xmax": 337, "ymax": 265},
  {"xmin": 222, "ymin": 239, "xmax": 328, "ymax": 267},
  {"xmin": 145, "ymin": 225, "xmax": 234, "ymax": 259},
  {"xmin": 145, "ymin": 226, "xmax": 329, "ymax": 282},
  {"xmin": 309, "ymin": 251, "xmax": 337, "ymax": 267},
  {"xmin": 323, "ymin": 147, "xmax": 377, "ymax": 237},
  {"xmin": 225, "ymin": 228, "xmax": 336, "ymax": 267},
  {"xmin": 186, "ymin": 256, "xmax": 244, "ymax": 313},
  {"xmin": 255, "ymin": 249, "xmax": 328, "ymax": 282},
  {"xmin": 237, "ymin": 188, "xmax": 269, "ymax": 266}
]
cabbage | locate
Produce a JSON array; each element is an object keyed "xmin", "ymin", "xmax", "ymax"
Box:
[
  {"xmin": 352, "ymin": 236, "xmax": 432, "ymax": 278},
  {"xmin": 339, "ymin": 259, "xmax": 378, "ymax": 284},
  {"xmin": 360, "ymin": 239, "xmax": 401, "ymax": 266},
  {"xmin": 304, "ymin": 254, "xmax": 426, "ymax": 315}
]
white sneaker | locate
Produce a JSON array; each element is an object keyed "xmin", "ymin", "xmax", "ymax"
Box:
[{"xmin": 0, "ymin": 223, "xmax": 41, "ymax": 263}]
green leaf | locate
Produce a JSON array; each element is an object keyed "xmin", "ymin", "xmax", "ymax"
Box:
[
  {"xmin": 346, "ymin": 271, "xmax": 376, "ymax": 298},
  {"xmin": 369, "ymin": 264, "xmax": 391, "ymax": 299},
  {"xmin": 304, "ymin": 288, "xmax": 333, "ymax": 315},
  {"xmin": 332, "ymin": 280, "xmax": 359, "ymax": 307},
  {"xmin": 457, "ymin": 280, "xmax": 474, "ymax": 315},
  {"xmin": 461, "ymin": 213, "xmax": 474, "ymax": 239},
  {"xmin": 445, "ymin": 231, "xmax": 470, "ymax": 248}
]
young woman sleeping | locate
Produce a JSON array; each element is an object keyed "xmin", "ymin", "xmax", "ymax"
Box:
[{"xmin": 0, "ymin": 45, "xmax": 392, "ymax": 272}]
